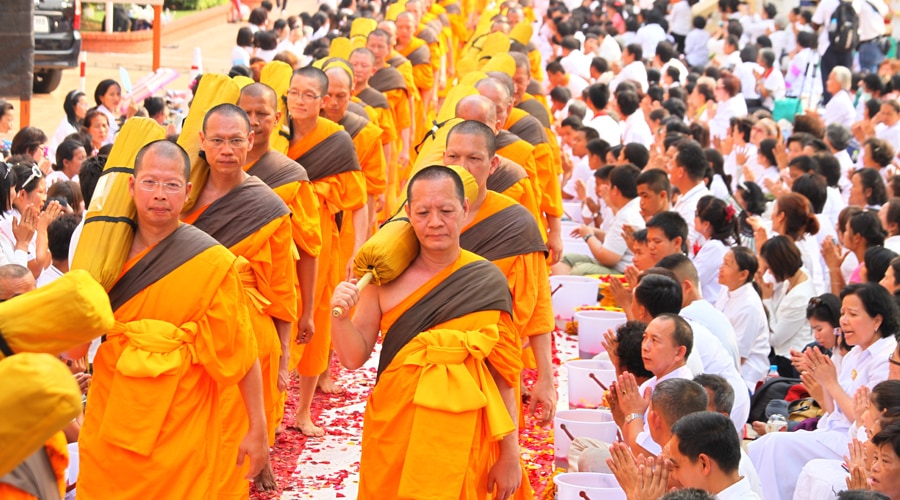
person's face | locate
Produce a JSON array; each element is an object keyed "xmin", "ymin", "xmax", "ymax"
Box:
[
  {"xmin": 584, "ymin": 37, "xmax": 599, "ymax": 54},
  {"xmin": 641, "ymin": 316, "xmax": 684, "ymax": 376},
  {"xmin": 889, "ymin": 343, "xmax": 900, "ymax": 380},
  {"xmin": 405, "ymin": 176, "xmax": 469, "ymax": 252},
  {"xmin": 787, "ymin": 140, "xmax": 804, "ymax": 161},
  {"xmin": 366, "ymin": 35, "xmax": 390, "ymax": 64},
  {"xmin": 632, "ymin": 241, "xmax": 653, "ymax": 270},
  {"xmin": 324, "ymin": 71, "xmax": 352, "ymax": 123},
  {"xmin": 623, "ymin": 48, "xmax": 634, "ymax": 64},
  {"xmin": 130, "ymin": 151, "xmax": 190, "ymax": 229},
  {"xmin": 810, "ymin": 317, "xmax": 838, "ymax": 350},
  {"xmin": 595, "ymin": 179, "xmax": 610, "ymax": 204},
  {"xmin": 349, "ymin": 53, "xmax": 376, "ymax": 87},
  {"xmin": 477, "ymin": 86, "xmax": 511, "ymax": 131},
  {"xmin": 664, "ymin": 436, "xmax": 706, "ymax": 491},
  {"xmin": 881, "ymin": 265, "xmax": 899, "ymax": 294},
  {"xmin": 88, "ymin": 115, "xmax": 110, "ymax": 146},
  {"xmin": 637, "ymin": 183, "xmax": 667, "ymax": 220},
  {"xmin": 443, "ymin": 132, "xmax": 497, "ymax": 191},
  {"xmin": 396, "ymin": 16, "xmax": 415, "ymax": 44},
  {"xmin": 63, "ymin": 147, "xmax": 87, "ymax": 177},
  {"xmin": 872, "ymin": 444, "xmax": 900, "ymax": 499},
  {"xmin": 647, "ymin": 226, "xmax": 681, "ymax": 263},
  {"xmin": 74, "ymin": 95, "xmax": 89, "ymax": 120},
  {"xmin": 771, "ymin": 202, "xmax": 786, "ymax": 235},
  {"xmin": 100, "ymin": 84, "xmax": 122, "ymax": 111},
  {"xmin": 0, "ymin": 274, "xmax": 37, "ymax": 301},
  {"xmin": 718, "ymin": 250, "xmax": 747, "ymax": 290},
  {"xmin": 849, "ymin": 172, "xmax": 869, "ymax": 207},
  {"xmin": 881, "ymin": 103, "xmax": 900, "ymax": 126},
  {"xmin": 19, "ymin": 178, "xmax": 47, "ymax": 209},
  {"xmin": 513, "ymin": 65, "xmax": 529, "ymax": 104},
  {"xmin": 571, "ymin": 130, "xmax": 588, "ymax": 157},
  {"xmin": 826, "ymin": 72, "xmax": 842, "ymax": 96},
  {"xmin": 238, "ymin": 93, "xmax": 278, "ymax": 152},
  {"xmin": 840, "ymin": 293, "xmax": 883, "ymax": 349},
  {"xmin": 0, "ymin": 108, "xmax": 13, "ymax": 133},
  {"xmin": 200, "ymin": 112, "xmax": 254, "ymax": 174},
  {"xmin": 559, "ymin": 125, "xmax": 575, "ymax": 148},
  {"xmin": 714, "ymin": 80, "xmax": 729, "ymax": 102},
  {"xmin": 287, "ymin": 75, "xmax": 328, "ymax": 123}
]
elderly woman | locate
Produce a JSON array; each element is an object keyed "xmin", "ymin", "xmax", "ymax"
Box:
[
  {"xmin": 709, "ymin": 73, "xmax": 748, "ymax": 141},
  {"xmin": 756, "ymin": 48, "xmax": 786, "ymax": 111},
  {"xmin": 820, "ymin": 66, "xmax": 856, "ymax": 128}
]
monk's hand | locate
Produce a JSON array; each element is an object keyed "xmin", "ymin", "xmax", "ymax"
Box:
[
  {"xmin": 74, "ymin": 372, "xmax": 91, "ymax": 395},
  {"xmin": 296, "ymin": 313, "xmax": 315, "ymax": 345},
  {"xmin": 487, "ymin": 451, "xmax": 521, "ymax": 500},
  {"xmin": 399, "ymin": 148, "xmax": 409, "ymax": 168},
  {"xmin": 529, "ymin": 373, "xmax": 557, "ymax": 426},
  {"xmin": 547, "ymin": 230, "xmax": 563, "ymax": 265},
  {"xmin": 237, "ymin": 424, "xmax": 268, "ymax": 479},
  {"xmin": 330, "ymin": 280, "xmax": 361, "ymax": 320}
]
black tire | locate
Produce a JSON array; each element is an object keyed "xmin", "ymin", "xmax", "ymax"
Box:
[{"xmin": 33, "ymin": 69, "xmax": 64, "ymax": 94}]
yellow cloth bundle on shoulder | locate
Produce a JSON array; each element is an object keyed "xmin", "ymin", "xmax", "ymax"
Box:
[
  {"xmin": 260, "ymin": 61, "xmax": 294, "ymax": 155},
  {"xmin": 0, "ymin": 353, "xmax": 81, "ymax": 476}
]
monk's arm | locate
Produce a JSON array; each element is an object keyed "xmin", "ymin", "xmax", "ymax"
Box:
[
  {"xmin": 529, "ymin": 332, "xmax": 557, "ymax": 425},
  {"xmin": 486, "ymin": 362, "xmax": 523, "ymax": 498},
  {"xmin": 351, "ymin": 203, "xmax": 368, "ymax": 259},
  {"xmin": 236, "ymin": 360, "xmax": 269, "ymax": 478},
  {"xmin": 331, "ymin": 281, "xmax": 381, "ymax": 369},
  {"xmin": 296, "ymin": 250, "xmax": 317, "ymax": 339},
  {"xmin": 400, "ymin": 126, "xmax": 411, "ymax": 166},
  {"xmin": 546, "ymin": 215, "xmax": 562, "ymax": 265}
]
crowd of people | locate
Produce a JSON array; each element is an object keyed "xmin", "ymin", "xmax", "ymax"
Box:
[{"xmin": 8, "ymin": 0, "xmax": 900, "ymax": 498}]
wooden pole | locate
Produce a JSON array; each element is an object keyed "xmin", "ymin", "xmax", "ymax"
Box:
[
  {"xmin": 153, "ymin": 4, "xmax": 162, "ymax": 71},
  {"xmin": 19, "ymin": 99, "xmax": 30, "ymax": 128}
]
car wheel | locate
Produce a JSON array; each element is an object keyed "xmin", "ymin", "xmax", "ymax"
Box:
[{"xmin": 33, "ymin": 69, "xmax": 64, "ymax": 94}]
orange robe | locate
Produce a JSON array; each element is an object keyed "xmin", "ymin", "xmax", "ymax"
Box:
[
  {"xmin": 0, "ymin": 432, "xmax": 68, "ymax": 499},
  {"xmin": 387, "ymin": 53, "xmax": 422, "ymax": 177},
  {"xmin": 78, "ymin": 225, "xmax": 257, "ymax": 500},
  {"xmin": 488, "ymin": 156, "xmax": 546, "ymax": 239},
  {"xmin": 288, "ymin": 118, "xmax": 367, "ymax": 376},
  {"xmin": 504, "ymin": 110, "xmax": 564, "ymax": 221},
  {"xmin": 359, "ymin": 250, "xmax": 516, "ymax": 499}
]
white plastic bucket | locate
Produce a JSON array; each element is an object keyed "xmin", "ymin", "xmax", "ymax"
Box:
[
  {"xmin": 554, "ymin": 409, "xmax": 618, "ymax": 469},
  {"xmin": 563, "ymin": 201, "xmax": 584, "ymax": 223},
  {"xmin": 566, "ymin": 360, "xmax": 617, "ymax": 409},
  {"xmin": 550, "ymin": 276, "xmax": 600, "ymax": 321},
  {"xmin": 575, "ymin": 310, "xmax": 627, "ymax": 359},
  {"xmin": 561, "ymin": 220, "xmax": 582, "ymax": 236},
  {"xmin": 553, "ymin": 472, "xmax": 627, "ymax": 500},
  {"xmin": 562, "ymin": 237, "xmax": 591, "ymax": 257}
]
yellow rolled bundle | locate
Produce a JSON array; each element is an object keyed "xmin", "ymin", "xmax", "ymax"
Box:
[
  {"xmin": 0, "ymin": 353, "xmax": 82, "ymax": 476},
  {"xmin": 179, "ymin": 74, "xmax": 242, "ymax": 213},
  {"xmin": 259, "ymin": 61, "xmax": 294, "ymax": 155},
  {"xmin": 0, "ymin": 270, "xmax": 115, "ymax": 358},
  {"xmin": 71, "ymin": 118, "xmax": 166, "ymax": 290}
]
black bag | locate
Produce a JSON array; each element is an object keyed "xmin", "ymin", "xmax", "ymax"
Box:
[
  {"xmin": 747, "ymin": 377, "xmax": 801, "ymax": 423},
  {"xmin": 829, "ymin": 0, "xmax": 860, "ymax": 53}
]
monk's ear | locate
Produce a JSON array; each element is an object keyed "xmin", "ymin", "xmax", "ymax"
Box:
[
  {"xmin": 184, "ymin": 182, "xmax": 193, "ymax": 198},
  {"xmin": 247, "ymin": 130, "xmax": 255, "ymax": 150},
  {"xmin": 404, "ymin": 200, "xmax": 412, "ymax": 217},
  {"xmin": 128, "ymin": 176, "xmax": 136, "ymax": 197},
  {"xmin": 489, "ymin": 154, "xmax": 499, "ymax": 175}
]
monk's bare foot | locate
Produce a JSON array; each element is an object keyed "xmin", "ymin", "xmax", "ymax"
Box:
[
  {"xmin": 317, "ymin": 375, "xmax": 344, "ymax": 394},
  {"xmin": 290, "ymin": 417, "xmax": 325, "ymax": 437},
  {"xmin": 253, "ymin": 462, "xmax": 277, "ymax": 491},
  {"xmin": 751, "ymin": 421, "xmax": 768, "ymax": 436},
  {"xmin": 275, "ymin": 424, "xmax": 285, "ymax": 436}
]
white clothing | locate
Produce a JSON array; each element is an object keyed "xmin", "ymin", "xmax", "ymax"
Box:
[
  {"xmin": 0, "ymin": 224, "xmax": 28, "ymax": 267},
  {"xmin": 0, "ymin": 209, "xmax": 35, "ymax": 263},
  {"xmin": 96, "ymin": 104, "xmax": 118, "ymax": 145},
  {"xmin": 794, "ymin": 458, "xmax": 850, "ymax": 500},
  {"xmin": 797, "ymin": 234, "xmax": 827, "ymax": 295},
  {"xmin": 885, "ymin": 234, "xmax": 900, "ymax": 254},
  {"xmin": 667, "ymin": 0, "xmax": 692, "ymax": 35},
  {"xmin": 610, "ymin": 61, "xmax": 649, "ymax": 93},
  {"xmin": 692, "ymin": 238, "xmax": 728, "ymax": 303},
  {"xmin": 681, "ymin": 299, "xmax": 742, "ymax": 371},
  {"xmin": 598, "ymin": 35, "xmax": 622, "ymax": 64},
  {"xmin": 674, "ymin": 183, "xmax": 712, "ymax": 254},
  {"xmin": 710, "ymin": 174, "xmax": 731, "ymax": 201},
  {"xmin": 877, "ymin": 121, "xmax": 900, "ymax": 157},
  {"xmin": 636, "ymin": 23, "xmax": 667, "ymax": 60},
  {"xmin": 760, "ymin": 69, "xmax": 787, "ymax": 110},
  {"xmin": 823, "ymin": 90, "xmax": 857, "ymax": 129},
  {"xmin": 662, "ymin": 59, "xmax": 688, "ymax": 85},
  {"xmin": 723, "ymin": 51, "xmax": 743, "ymax": 70},
  {"xmin": 748, "ymin": 334, "xmax": 897, "ymax": 500},
  {"xmin": 822, "ymin": 186, "xmax": 846, "ymax": 230},
  {"xmin": 561, "ymin": 50, "xmax": 592, "ymax": 81},
  {"xmin": 566, "ymin": 74, "xmax": 591, "ymax": 97},
  {"xmin": 740, "ymin": 15, "xmax": 775, "ymax": 48},
  {"xmin": 764, "ymin": 276, "xmax": 816, "ymax": 356},
  {"xmin": 603, "ymin": 198, "xmax": 645, "ymax": 272},
  {"xmin": 716, "ymin": 476, "xmax": 762, "ymax": 500},
  {"xmin": 231, "ymin": 45, "xmax": 251, "ymax": 66},
  {"xmin": 785, "ymin": 48, "xmax": 822, "ymax": 99},
  {"xmin": 584, "ymin": 113, "xmax": 621, "ymax": 146},
  {"xmin": 562, "ymin": 156, "xmax": 592, "ymax": 198},
  {"xmin": 710, "ymin": 96, "xmax": 748, "ymax": 140},
  {"xmin": 715, "ymin": 282, "xmax": 770, "ymax": 392},
  {"xmin": 739, "ymin": 450, "xmax": 765, "ymax": 500},
  {"xmin": 634, "ymin": 364, "xmax": 695, "ymax": 455},
  {"xmin": 49, "ymin": 118, "xmax": 78, "ymax": 161},
  {"xmin": 685, "ymin": 29, "xmax": 711, "ymax": 68},
  {"xmin": 812, "ymin": 0, "xmax": 843, "ymax": 55},
  {"xmin": 621, "ymin": 111, "xmax": 654, "ymax": 148},
  {"xmin": 36, "ymin": 264, "xmax": 64, "ymax": 288},
  {"xmin": 67, "ymin": 218, "xmax": 83, "ymax": 267},
  {"xmin": 45, "ymin": 170, "xmax": 76, "ymax": 188},
  {"xmin": 255, "ymin": 48, "xmax": 277, "ymax": 62},
  {"xmin": 770, "ymin": 28, "xmax": 796, "ymax": 62},
  {"xmin": 859, "ymin": 0, "xmax": 889, "ymax": 41},
  {"xmin": 734, "ymin": 62, "xmax": 763, "ymax": 100},
  {"xmin": 724, "ymin": 144, "xmax": 759, "ymax": 192}
]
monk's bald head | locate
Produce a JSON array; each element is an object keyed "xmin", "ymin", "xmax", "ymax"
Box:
[
  {"xmin": 134, "ymin": 139, "xmax": 191, "ymax": 180},
  {"xmin": 0, "ymin": 264, "xmax": 36, "ymax": 301},
  {"xmin": 324, "ymin": 65, "xmax": 353, "ymax": 89},
  {"xmin": 239, "ymin": 82, "xmax": 278, "ymax": 110},
  {"xmin": 475, "ymin": 78, "xmax": 511, "ymax": 106},
  {"xmin": 455, "ymin": 95, "xmax": 497, "ymax": 133}
]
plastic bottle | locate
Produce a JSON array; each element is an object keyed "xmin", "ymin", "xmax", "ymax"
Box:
[
  {"xmin": 766, "ymin": 413, "xmax": 787, "ymax": 433},
  {"xmin": 767, "ymin": 364, "xmax": 779, "ymax": 379}
]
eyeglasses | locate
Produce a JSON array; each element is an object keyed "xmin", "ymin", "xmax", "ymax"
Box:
[
  {"xmin": 286, "ymin": 89, "xmax": 322, "ymax": 102},
  {"xmin": 20, "ymin": 164, "xmax": 42, "ymax": 190},
  {"xmin": 205, "ymin": 137, "xmax": 248, "ymax": 149},
  {"xmin": 138, "ymin": 179, "xmax": 185, "ymax": 193}
]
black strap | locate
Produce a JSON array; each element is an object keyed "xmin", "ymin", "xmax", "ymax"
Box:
[{"xmin": 0, "ymin": 329, "xmax": 14, "ymax": 357}]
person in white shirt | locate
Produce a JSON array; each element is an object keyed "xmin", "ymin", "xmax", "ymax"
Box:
[
  {"xmin": 559, "ymin": 36, "xmax": 592, "ymax": 82},
  {"xmin": 667, "ymin": 0, "xmax": 693, "ymax": 51},
  {"xmin": 669, "ymin": 140, "xmax": 712, "ymax": 253},
  {"xmin": 546, "ymin": 61, "xmax": 590, "ymax": 98},
  {"xmin": 584, "ymin": 83, "xmax": 621, "ymax": 146},
  {"xmin": 709, "ymin": 74, "xmax": 748, "ymax": 141},
  {"xmin": 685, "ymin": 16, "xmax": 711, "ymax": 69},
  {"xmin": 760, "ymin": 236, "xmax": 817, "ymax": 366},
  {"xmin": 655, "ymin": 41, "xmax": 688, "ymax": 87},
  {"xmin": 749, "ymin": 283, "xmax": 899, "ymax": 500},
  {"xmin": 811, "ymin": 0, "xmax": 855, "ymax": 101},
  {"xmin": 691, "ymin": 195, "xmax": 738, "ymax": 302},
  {"xmin": 818, "ymin": 65, "xmax": 856, "ymax": 128},
  {"xmin": 636, "ymin": 11, "xmax": 668, "ymax": 61},
  {"xmin": 554, "ymin": 164, "xmax": 646, "ymax": 275},
  {"xmin": 784, "ymin": 31, "xmax": 822, "ymax": 101},
  {"xmin": 875, "ymin": 100, "xmax": 900, "ymax": 156},
  {"xmin": 879, "ymin": 200, "xmax": 900, "ymax": 254},
  {"xmin": 617, "ymin": 90, "xmax": 654, "ymax": 148},
  {"xmin": 561, "ymin": 126, "xmax": 598, "ymax": 199},
  {"xmin": 610, "ymin": 44, "xmax": 649, "ymax": 93},
  {"xmin": 733, "ymin": 48, "xmax": 764, "ymax": 109},
  {"xmin": 596, "ymin": 28, "xmax": 623, "ymax": 64},
  {"xmin": 722, "ymin": 35, "xmax": 743, "ymax": 70},
  {"xmin": 48, "ymin": 90, "xmax": 88, "ymax": 161},
  {"xmin": 667, "ymin": 412, "xmax": 762, "ymax": 500},
  {"xmin": 755, "ymin": 48, "xmax": 786, "ymax": 111},
  {"xmin": 45, "ymin": 139, "xmax": 86, "ymax": 188},
  {"xmin": 0, "ymin": 164, "xmax": 32, "ymax": 267},
  {"xmin": 858, "ymin": 0, "xmax": 890, "ymax": 73},
  {"xmin": 35, "ymin": 214, "xmax": 78, "ymax": 288}
]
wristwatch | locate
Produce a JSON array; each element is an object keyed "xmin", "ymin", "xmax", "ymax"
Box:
[
  {"xmin": 625, "ymin": 413, "xmax": 644, "ymax": 425},
  {"xmin": 583, "ymin": 233, "xmax": 594, "ymax": 242}
]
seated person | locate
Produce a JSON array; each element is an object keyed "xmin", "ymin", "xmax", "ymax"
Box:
[{"xmin": 646, "ymin": 211, "xmax": 688, "ymax": 266}]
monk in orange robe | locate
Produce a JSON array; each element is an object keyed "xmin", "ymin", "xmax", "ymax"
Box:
[
  {"xmin": 396, "ymin": 12, "xmax": 434, "ymax": 127},
  {"xmin": 350, "ymin": 47, "xmax": 397, "ymax": 191},
  {"xmin": 286, "ymin": 67, "xmax": 367, "ymax": 437},
  {"xmin": 330, "ymin": 165, "xmax": 522, "ymax": 500},
  {"xmin": 77, "ymin": 140, "xmax": 266, "ymax": 500},
  {"xmin": 237, "ymin": 83, "xmax": 323, "ymax": 436},
  {"xmin": 445, "ymin": 121, "xmax": 557, "ymax": 500}
]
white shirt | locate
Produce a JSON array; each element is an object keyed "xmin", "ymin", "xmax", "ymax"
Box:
[
  {"xmin": 859, "ymin": 0, "xmax": 889, "ymax": 41},
  {"xmin": 823, "ymin": 90, "xmax": 857, "ymax": 129},
  {"xmin": 687, "ymin": 319, "xmax": 753, "ymax": 431},
  {"xmin": 621, "ymin": 111, "xmax": 654, "ymax": 148},
  {"xmin": 715, "ymin": 282, "xmax": 771, "ymax": 392},
  {"xmin": 45, "ymin": 170, "xmax": 76, "ymax": 188},
  {"xmin": 812, "ymin": 0, "xmax": 843, "ymax": 55},
  {"xmin": 0, "ymin": 225, "xmax": 28, "ymax": 268},
  {"xmin": 885, "ymin": 234, "xmax": 900, "ymax": 254},
  {"xmin": 878, "ymin": 121, "xmax": 900, "ymax": 156},
  {"xmin": 681, "ymin": 299, "xmax": 741, "ymax": 371},
  {"xmin": 785, "ymin": 48, "xmax": 823, "ymax": 99},
  {"xmin": 685, "ymin": 29, "xmax": 711, "ymax": 68},
  {"xmin": 662, "ymin": 59, "xmax": 689, "ymax": 85},
  {"xmin": 635, "ymin": 364, "xmax": 695, "ymax": 455},
  {"xmin": 797, "ymin": 234, "xmax": 827, "ymax": 295},
  {"xmin": 561, "ymin": 49, "xmax": 592, "ymax": 81},
  {"xmin": 667, "ymin": 0, "xmax": 692, "ymax": 35},
  {"xmin": 674, "ymin": 183, "xmax": 712, "ymax": 253},
  {"xmin": 36, "ymin": 264, "xmax": 64, "ymax": 288},
  {"xmin": 692, "ymin": 238, "xmax": 728, "ymax": 302},
  {"xmin": 566, "ymin": 73, "xmax": 591, "ymax": 97},
  {"xmin": 760, "ymin": 68, "xmax": 787, "ymax": 110},
  {"xmin": 717, "ymin": 476, "xmax": 763, "ymax": 500},
  {"xmin": 822, "ymin": 186, "xmax": 846, "ymax": 229},
  {"xmin": 603, "ymin": 197, "xmax": 646, "ymax": 272},
  {"xmin": 763, "ymin": 276, "xmax": 816, "ymax": 356},
  {"xmin": 584, "ymin": 113, "xmax": 621, "ymax": 146},
  {"xmin": 231, "ymin": 45, "xmax": 251, "ymax": 66},
  {"xmin": 49, "ymin": 118, "xmax": 78, "ymax": 161},
  {"xmin": 636, "ymin": 23, "xmax": 667, "ymax": 60},
  {"xmin": 610, "ymin": 61, "xmax": 649, "ymax": 93},
  {"xmin": 710, "ymin": 95, "xmax": 748, "ymax": 140},
  {"xmin": 734, "ymin": 61, "xmax": 763, "ymax": 100},
  {"xmin": 598, "ymin": 35, "xmax": 622, "ymax": 64},
  {"xmin": 562, "ymin": 156, "xmax": 592, "ymax": 198}
]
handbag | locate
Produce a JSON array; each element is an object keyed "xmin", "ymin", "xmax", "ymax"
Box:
[
  {"xmin": 787, "ymin": 397, "xmax": 825, "ymax": 422},
  {"xmin": 773, "ymin": 97, "xmax": 801, "ymax": 123}
]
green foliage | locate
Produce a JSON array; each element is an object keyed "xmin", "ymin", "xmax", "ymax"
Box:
[{"xmin": 164, "ymin": 0, "xmax": 227, "ymax": 11}]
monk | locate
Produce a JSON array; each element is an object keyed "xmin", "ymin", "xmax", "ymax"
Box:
[
  {"xmin": 331, "ymin": 165, "xmax": 522, "ymax": 500},
  {"xmin": 181, "ymin": 104, "xmax": 297, "ymax": 497},
  {"xmin": 510, "ymin": 53, "xmax": 552, "ymax": 130},
  {"xmin": 237, "ymin": 83, "xmax": 323, "ymax": 436},
  {"xmin": 474, "ymin": 78, "xmax": 563, "ymax": 263},
  {"xmin": 395, "ymin": 11, "xmax": 435, "ymax": 128},
  {"xmin": 378, "ymin": 21, "xmax": 420, "ymax": 143},
  {"xmin": 77, "ymin": 140, "xmax": 266, "ymax": 499},
  {"xmin": 286, "ymin": 66, "xmax": 367, "ymax": 436},
  {"xmin": 349, "ymin": 47, "xmax": 397, "ymax": 194}
]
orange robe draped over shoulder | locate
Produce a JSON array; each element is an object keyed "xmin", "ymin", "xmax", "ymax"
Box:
[{"xmin": 0, "ymin": 432, "xmax": 68, "ymax": 499}]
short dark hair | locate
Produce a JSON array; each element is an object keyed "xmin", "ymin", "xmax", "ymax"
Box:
[
  {"xmin": 79, "ymin": 155, "xmax": 106, "ymax": 207},
  {"xmin": 622, "ymin": 143, "xmax": 649, "ymax": 169},
  {"xmin": 731, "ymin": 246, "xmax": 759, "ymax": 285},
  {"xmin": 609, "ymin": 164, "xmax": 641, "ymax": 199},
  {"xmin": 134, "ymin": 140, "xmax": 191, "ymax": 180},
  {"xmin": 865, "ymin": 246, "xmax": 898, "ymax": 284},
  {"xmin": 54, "ymin": 139, "xmax": 85, "ymax": 173},
  {"xmin": 47, "ymin": 214, "xmax": 79, "ymax": 261},
  {"xmin": 616, "ymin": 91, "xmax": 641, "ymax": 117},
  {"xmin": 693, "ymin": 373, "xmax": 735, "ymax": 414},
  {"xmin": 841, "ymin": 283, "xmax": 900, "ymax": 339},
  {"xmin": 94, "ymin": 79, "xmax": 120, "ymax": 106},
  {"xmin": 586, "ymin": 139, "xmax": 610, "ymax": 160},
  {"xmin": 447, "ymin": 120, "xmax": 496, "ymax": 157},
  {"xmin": 872, "ymin": 422, "xmax": 900, "ymax": 471},
  {"xmin": 646, "ymin": 211, "xmax": 689, "ymax": 254},
  {"xmin": 292, "ymin": 65, "xmax": 330, "ymax": 95},
  {"xmin": 854, "ymin": 168, "xmax": 889, "ymax": 207},
  {"xmin": 616, "ymin": 320, "xmax": 654, "ymax": 379},
  {"xmin": 652, "ymin": 378, "xmax": 708, "ymax": 428},
  {"xmin": 587, "ymin": 83, "xmax": 610, "ymax": 110},
  {"xmin": 625, "ymin": 43, "xmax": 642, "ymax": 61},
  {"xmin": 202, "ymin": 103, "xmax": 251, "ymax": 135},
  {"xmin": 759, "ymin": 235, "xmax": 802, "ymax": 282},
  {"xmin": 672, "ymin": 411, "xmax": 742, "ymax": 474},
  {"xmin": 675, "ymin": 140, "xmax": 707, "ymax": 181},
  {"xmin": 849, "ymin": 210, "xmax": 887, "ymax": 247},
  {"xmin": 634, "ymin": 274, "xmax": 683, "ymax": 317},
  {"xmin": 657, "ymin": 312, "xmax": 693, "ymax": 358},
  {"xmin": 406, "ymin": 165, "xmax": 466, "ymax": 205},
  {"xmin": 637, "ymin": 168, "xmax": 671, "ymax": 196}
]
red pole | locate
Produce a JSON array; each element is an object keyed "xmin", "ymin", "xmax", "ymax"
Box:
[{"xmin": 153, "ymin": 4, "xmax": 162, "ymax": 70}]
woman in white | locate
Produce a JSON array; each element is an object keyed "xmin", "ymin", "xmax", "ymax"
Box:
[
  {"xmin": 709, "ymin": 73, "xmax": 748, "ymax": 141},
  {"xmin": 749, "ymin": 282, "xmax": 898, "ymax": 500},
  {"xmin": 785, "ymin": 31, "xmax": 822, "ymax": 101},
  {"xmin": 760, "ymin": 193, "xmax": 825, "ymax": 295},
  {"xmin": 1, "ymin": 163, "xmax": 56, "ymax": 278},
  {"xmin": 48, "ymin": 90, "xmax": 88, "ymax": 160},
  {"xmin": 759, "ymin": 235, "xmax": 816, "ymax": 371},
  {"xmin": 716, "ymin": 246, "xmax": 770, "ymax": 392},
  {"xmin": 0, "ymin": 162, "xmax": 32, "ymax": 266},
  {"xmin": 45, "ymin": 139, "xmax": 86, "ymax": 187},
  {"xmin": 693, "ymin": 195, "xmax": 738, "ymax": 302},
  {"xmin": 824, "ymin": 210, "xmax": 887, "ymax": 294}
]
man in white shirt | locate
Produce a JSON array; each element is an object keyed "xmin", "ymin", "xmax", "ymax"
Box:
[
  {"xmin": 35, "ymin": 214, "xmax": 78, "ymax": 288},
  {"xmin": 756, "ymin": 48, "xmax": 786, "ymax": 111},
  {"xmin": 546, "ymin": 61, "xmax": 590, "ymax": 98},
  {"xmin": 667, "ymin": 0, "xmax": 693, "ymax": 51},
  {"xmin": 722, "ymin": 35, "xmax": 743, "ymax": 70},
  {"xmin": 666, "ymin": 412, "xmax": 762, "ymax": 500},
  {"xmin": 732, "ymin": 47, "xmax": 763, "ymax": 109},
  {"xmin": 559, "ymin": 35, "xmax": 593, "ymax": 82},
  {"xmin": 811, "ymin": 0, "xmax": 855, "ymax": 101},
  {"xmin": 857, "ymin": 0, "xmax": 889, "ymax": 73},
  {"xmin": 610, "ymin": 43, "xmax": 649, "ymax": 93},
  {"xmin": 617, "ymin": 91, "xmax": 654, "ymax": 148},
  {"xmin": 877, "ymin": 99, "xmax": 900, "ymax": 155},
  {"xmin": 656, "ymin": 41, "xmax": 688, "ymax": 86},
  {"xmin": 596, "ymin": 28, "xmax": 623, "ymax": 64},
  {"xmin": 561, "ymin": 126, "xmax": 598, "ymax": 199},
  {"xmin": 669, "ymin": 140, "xmax": 712, "ymax": 253},
  {"xmin": 685, "ymin": 17, "xmax": 711, "ymax": 68},
  {"xmin": 636, "ymin": 11, "xmax": 668, "ymax": 60},
  {"xmin": 584, "ymin": 83, "xmax": 621, "ymax": 146}
]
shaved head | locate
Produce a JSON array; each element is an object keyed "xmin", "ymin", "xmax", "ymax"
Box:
[
  {"xmin": 475, "ymin": 78, "xmax": 511, "ymax": 105},
  {"xmin": 239, "ymin": 82, "xmax": 278, "ymax": 110},
  {"xmin": 455, "ymin": 95, "xmax": 498, "ymax": 133},
  {"xmin": 134, "ymin": 139, "xmax": 191, "ymax": 180},
  {"xmin": 325, "ymin": 65, "xmax": 353, "ymax": 88},
  {"xmin": 0, "ymin": 264, "xmax": 36, "ymax": 301}
]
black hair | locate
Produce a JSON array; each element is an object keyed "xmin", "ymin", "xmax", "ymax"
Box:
[
  {"xmin": 675, "ymin": 140, "xmax": 707, "ymax": 181},
  {"xmin": 760, "ymin": 235, "xmax": 803, "ymax": 282},
  {"xmin": 79, "ymin": 155, "xmax": 106, "ymax": 207},
  {"xmin": 63, "ymin": 90, "xmax": 86, "ymax": 129},
  {"xmin": 47, "ymin": 213, "xmax": 79, "ymax": 262},
  {"xmin": 791, "ymin": 173, "xmax": 828, "ymax": 214},
  {"xmin": 93, "ymin": 79, "xmax": 120, "ymax": 107},
  {"xmin": 814, "ymin": 152, "xmax": 842, "ymax": 188},
  {"xmin": 841, "ymin": 282, "xmax": 900, "ymax": 339},
  {"xmin": 646, "ymin": 211, "xmax": 689, "ymax": 254},
  {"xmin": 634, "ymin": 273, "xmax": 683, "ymax": 316},
  {"xmin": 696, "ymin": 195, "xmax": 739, "ymax": 244},
  {"xmin": 731, "ymin": 246, "xmax": 759, "ymax": 285},
  {"xmin": 865, "ymin": 246, "xmax": 898, "ymax": 284},
  {"xmin": 406, "ymin": 165, "xmax": 466, "ymax": 205},
  {"xmin": 0, "ymin": 162, "xmax": 18, "ymax": 212},
  {"xmin": 849, "ymin": 210, "xmax": 887, "ymax": 247},
  {"xmin": 615, "ymin": 320, "xmax": 654, "ymax": 379},
  {"xmin": 622, "ymin": 143, "xmax": 649, "ymax": 169},
  {"xmin": 854, "ymin": 168, "xmax": 889, "ymax": 207},
  {"xmin": 671, "ymin": 411, "xmax": 741, "ymax": 473},
  {"xmin": 54, "ymin": 139, "xmax": 85, "ymax": 174},
  {"xmin": 616, "ymin": 91, "xmax": 641, "ymax": 117}
]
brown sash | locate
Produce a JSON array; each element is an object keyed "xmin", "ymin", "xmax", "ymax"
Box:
[
  {"xmin": 108, "ymin": 224, "xmax": 217, "ymax": 311},
  {"xmin": 294, "ymin": 129, "xmax": 361, "ymax": 181},
  {"xmin": 405, "ymin": 44, "xmax": 431, "ymax": 66},
  {"xmin": 508, "ymin": 114, "xmax": 548, "ymax": 146},
  {"xmin": 0, "ymin": 448, "xmax": 60, "ymax": 500},
  {"xmin": 247, "ymin": 150, "xmax": 310, "ymax": 189},
  {"xmin": 438, "ymin": 13, "xmax": 450, "ymax": 26},
  {"xmin": 517, "ymin": 99, "xmax": 552, "ymax": 129},
  {"xmin": 443, "ymin": 3, "xmax": 461, "ymax": 14},
  {"xmin": 378, "ymin": 259, "xmax": 512, "ymax": 378},
  {"xmin": 417, "ymin": 27, "xmax": 438, "ymax": 45},
  {"xmin": 495, "ymin": 130, "xmax": 522, "ymax": 150},
  {"xmin": 526, "ymin": 78, "xmax": 542, "ymax": 96},
  {"xmin": 357, "ymin": 87, "xmax": 389, "ymax": 109},
  {"xmin": 370, "ymin": 66, "xmax": 408, "ymax": 93},
  {"xmin": 486, "ymin": 157, "xmax": 528, "ymax": 194},
  {"xmin": 191, "ymin": 177, "xmax": 290, "ymax": 249},
  {"xmin": 387, "ymin": 55, "xmax": 409, "ymax": 68},
  {"xmin": 460, "ymin": 204, "xmax": 547, "ymax": 261},
  {"xmin": 346, "ymin": 101, "xmax": 369, "ymax": 120}
]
